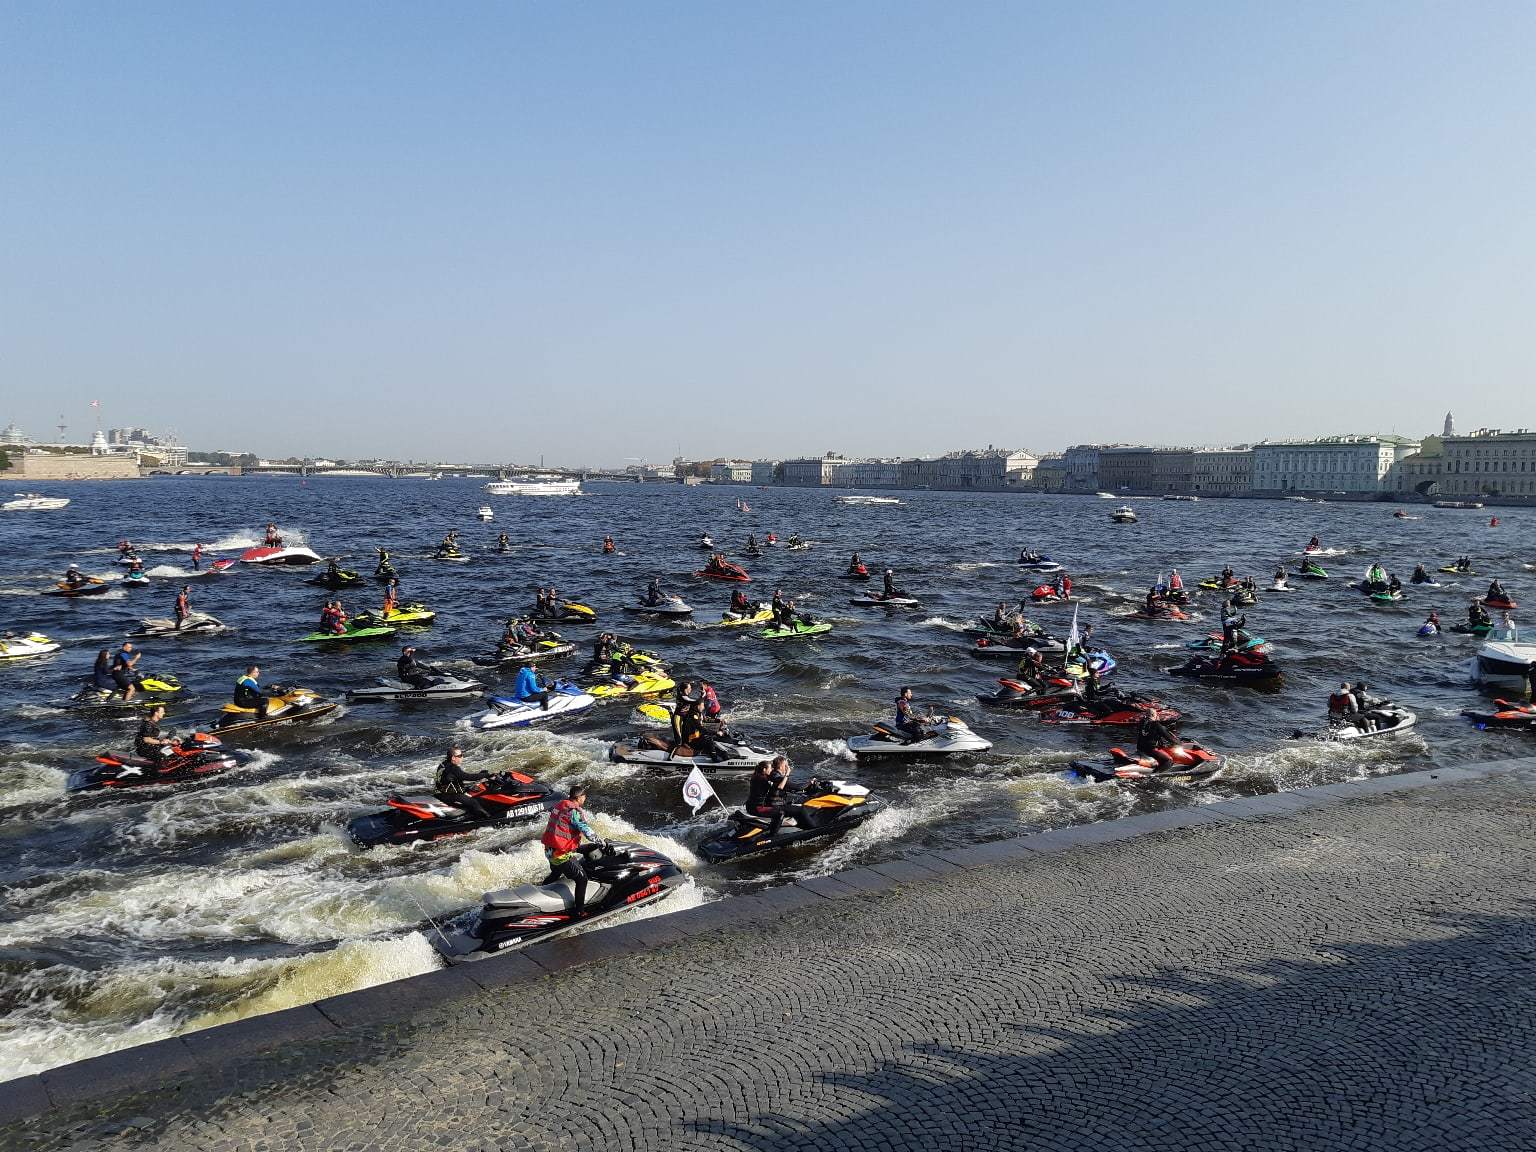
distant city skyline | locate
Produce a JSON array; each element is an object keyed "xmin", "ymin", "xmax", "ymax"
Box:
[{"xmin": 4, "ymin": 3, "xmax": 1533, "ymax": 464}]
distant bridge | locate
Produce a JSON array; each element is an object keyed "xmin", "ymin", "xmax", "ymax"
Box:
[{"xmin": 242, "ymin": 463, "xmax": 629, "ymax": 480}]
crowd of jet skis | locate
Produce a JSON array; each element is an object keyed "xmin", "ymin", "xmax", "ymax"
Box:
[{"xmin": 5, "ymin": 522, "xmax": 1529, "ymax": 961}]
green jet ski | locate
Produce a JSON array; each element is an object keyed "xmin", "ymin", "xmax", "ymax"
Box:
[
  {"xmin": 299, "ymin": 622, "xmax": 398, "ymax": 643},
  {"xmin": 758, "ymin": 620, "xmax": 834, "ymax": 640}
]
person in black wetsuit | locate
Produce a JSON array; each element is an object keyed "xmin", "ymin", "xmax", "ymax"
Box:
[
  {"xmin": 746, "ymin": 757, "xmax": 793, "ymax": 836},
  {"xmin": 397, "ymin": 646, "xmax": 439, "ymax": 688},
  {"xmin": 434, "ymin": 746, "xmax": 494, "ymax": 821},
  {"xmin": 1136, "ymin": 714, "xmax": 1177, "ymax": 770},
  {"xmin": 882, "ymin": 569, "xmax": 898, "ymax": 598},
  {"xmin": 135, "ymin": 704, "xmax": 171, "ymax": 760}
]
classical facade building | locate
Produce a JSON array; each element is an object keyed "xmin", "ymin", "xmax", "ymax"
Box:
[
  {"xmin": 1250, "ymin": 436, "xmax": 1419, "ymax": 495},
  {"xmin": 1190, "ymin": 448, "xmax": 1253, "ymax": 495},
  {"xmin": 1439, "ymin": 429, "xmax": 1536, "ymax": 500},
  {"xmin": 709, "ymin": 460, "xmax": 752, "ymax": 483},
  {"xmin": 1097, "ymin": 446, "xmax": 1157, "ymax": 492}
]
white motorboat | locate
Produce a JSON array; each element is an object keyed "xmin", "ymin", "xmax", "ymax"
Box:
[
  {"xmin": 476, "ymin": 506, "xmax": 494, "ymax": 521},
  {"xmin": 3, "ymin": 493, "xmax": 70, "ymax": 511},
  {"xmin": 1469, "ymin": 623, "xmax": 1536, "ymax": 689},
  {"xmin": 836, "ymin": 495, "xmax": 903, "ymax": 506},
  {"xmin": 485, "ymin": 476, "xmax": 581, "ymax": 496},
  {"xmin": 1109, "ymin": 505, "xmax": 1138, "ymax": 524},
  {"xmin": 1162, "ymin": 494, "xmax": 1198, "ymax": 502}
]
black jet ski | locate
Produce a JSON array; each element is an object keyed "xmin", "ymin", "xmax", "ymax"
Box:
[
  {"xmin": 346, "ymin": 673, "xmax": 483, "ymax": 702},
  {"xmin": 307, "ymin": 567, "xmax": 364, "ymax": 589},
  {"xmin": 62, "ymin": 673, "xmax": 182, "ymax": 714},
  {"xmin": 472, "ymin": 641, "xmax": 577, "ymax": 667},
  {"xmin": 699, "ymin": 780, "xmax": 884, "ymax": 862},
  {"xmin": 1068, "ymin": 743, "xmax": 1224, "ymax": 783},
  {"xmin": 431, "ymin": 842, "xmax": 685, "ymax": 961},
  {"xmin": 346, "ymin": 771, "xmax": 562, "ymax": 848},
  {"xmin": 128, "ymin": 612, "xmax": 227, "ymax": 638},
  {"xmin": 1169, "ymin": 653, "xmax": 1281, "ymax": 683},
  {"xmin": 67, "ymin": 733, "xmax": 251, "ymax": 792},
  {"xmin": 533, "ymin": 600, "xmax": 598, "ymax": 624},
  {"xmin": 971, "ymin": 634, "xmax": 1065, "ymax": 658},
  {"xmin": 608, "ymin": 734, "xmax": 781, "ymax": 771}
]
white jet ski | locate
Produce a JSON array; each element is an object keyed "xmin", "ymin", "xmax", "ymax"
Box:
[
  {"xmin": 622, "ymin": 596, "xmax": 694, "ymax": 618},
  {"xmin": 847, "ymin": 717, "xmax": 992, "ymax": 758},
  {"xmin": 1295, "ymin": 703, "xmax": 1418, "ymax": 741},
  {"xmin": 470, "ymin": 683, "xmax": 596, "ymax": 729},
  {"xmin": 348, "ymin": 674, "xmax": 484, "ymax": 702},
  {"xmin": 607, "ymin": 737, "xmax": 781, "ymax": 771},
  {"xmin": 240, "ymin": 545, "xmax": 323, "ymax": 565},
  {"xmin": 128, "ymin": 612, "xmax": 227, "ymax": 638},
  {"xmin": 849, "ymin": 593, "xmax": 920, "ymax": 608},
  {"xmin": 0, "ymin": 631, "xmax": 61, "ymax": 660}
]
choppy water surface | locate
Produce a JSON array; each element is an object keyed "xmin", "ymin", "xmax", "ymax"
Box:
[{"xmin": 0, "ymin": 478, "xmax": 1528, "ymax": 1078}]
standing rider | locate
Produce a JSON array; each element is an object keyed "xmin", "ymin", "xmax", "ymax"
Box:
[{"xmin": 541, "ymin": 783, "xmax": 603, "ymax": 919}]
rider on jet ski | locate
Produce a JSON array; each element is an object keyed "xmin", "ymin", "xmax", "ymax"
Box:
[
  {"xmin": 64, "ymin": 563, "xmax": 88, "ymax": 588},
  {"xmin": 264, "ymin": 524, "xmax": 283, "ymax": 548},
  {"xmin": 1136, "ymin": 713, "xmax": 1178, "ymax": 770},
  {"xmin": 513, "ymin": 662, "xmax": 550, "ymax": 710},
  {"xmin": 729, "ymin": 588, "xmax": 754, "ymax": 616},
  {"xmin": 111, "ymin": 643, "xmax": 141, "ymax": 701},
  {"xmin": 1488, "ymin": 578, "xmax": 1509, "ymax": 602},
  {"xmin": 646, "ymin": 577, "xmax": 668, "ymax": 607},
  {"xmin": 770, "ymin": 589, "xmax": 802, "ymax": 631},
  {"xmin": 435, "ymin": 746, "xmax": 495, "ymax": 820},
  {"xmin": 746, "ymin": 756, "xmax": 794, "ymax": 835},
  {"xmin": 397, "ymin": 646, "xmax": 442, "ymax": 689},
  {"xmin": 174, "ymin": 585, "xmax": 191, "ymax": 628},
  {"xmin": 601, "ymin": 535, "xmax": 615, "ymax": 554},
  {"xmin": 894, "ymin": 687, "xmax": 933, "ymax": 743},
  {"xmin": 882, "ymin": 569, "xmax": 901, "ymax": 598},
  {"xmin": 849, "ymin": 551, "xmax": 864, "ymax": 573},
  {"xmin": 1468, "ymin": 599, "xmax": 1491, "ymax": 628},
  {"xmin": 135, "ymin": 704, "xmax": 171, "ymax": 759},
  {"xmin": 234, "ymin": 666, "xmax": 269, "ymax": 718},
  {"xmin": 319, "ymin": 600, "xmax": 347, "ymax": 635},
  {"xmin": 375, "ymin": 548, "xmax": 395, "ymax": 578},
  {"xmin": 541, "ymin": 783, "xmax": 602, "ymax": 918},
  {"xmin": 1411, "ymin": 564, "xmax": 1431, "ymax": 584}
]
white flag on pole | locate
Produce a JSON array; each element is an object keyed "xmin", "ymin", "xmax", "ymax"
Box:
[
  {"xmin": 682, "ymin": 765, "xmax": 718, "ymax": 815},
  {"xmin": 1067, "ymin": 604, "xmax": 1081, "ymax": 652}
]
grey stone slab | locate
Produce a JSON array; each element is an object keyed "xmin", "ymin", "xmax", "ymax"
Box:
[
  {"xmin": 0, "ymin": 1076, "xmax": 49, "ymax": 1127},
  {"xmin": 1204, "ymin": 794, "xmax": 1306, "ymax": 821},
  {"xmin": 313, "ymin": 966, "xmax": 480, "ymax": 1030},
  {"xmin": 866, "ymin": 857, "xmax": 951, "ymax": 884},
  {"xmin": 180, "ymin": 1004, "xmax": 336, "ymax": 1062},
  {"xmin": 826, "ymin": 866, "xmax": 898, "ymax": 895},
  {"xmin": 747, "ymin": 883, "xmax": 827, "ymax": 916},
  {"xmin": 40, "ymin": 1036, "xmax": 195, "ymax": 1106},
  {"xmin": 906, "ymin": 850, "xmax": 964, "ymax": 873},
  {"xmin": 461, "ymin": 950, "xmax": 549, "ymax": 991},
  {"xmin": 796, "ymin": 874, "xmax": 860, "ymax": 900}
]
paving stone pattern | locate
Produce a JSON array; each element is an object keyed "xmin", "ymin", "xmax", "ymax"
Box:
[{"xmin": 5, "ymin": 773, "xmax": 1536, "ymax": 1151}]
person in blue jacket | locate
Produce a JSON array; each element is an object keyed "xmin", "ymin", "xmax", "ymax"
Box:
[{"xmin": 514, "ymin": 661, "xmax": 550, "ymax": 710}]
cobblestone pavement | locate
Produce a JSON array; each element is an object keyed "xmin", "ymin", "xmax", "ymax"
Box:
[{"xmin": 7, "ymin": 774, "xmax": 1536, "ymax": 1151}]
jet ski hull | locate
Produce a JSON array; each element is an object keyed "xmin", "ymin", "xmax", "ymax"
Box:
[
  {"xmin": 849, "ymin": 595, "xmax": 919, "ymax": 608},
  {"xmin": 471, "ymin": 689, "xmax": 596, "ymax": 729},
  {"xmin": 847, "ymin": 722, "xmax": 992, "ymax": 758},
  {"xmin": 1300, "ymin": 706, "xmax": 1418, "ymax": 741},
  {"xmin": 347, "ymin": 677, "xmax": 483, "ymax": 702},
  {"xmin": 241, "ymin": 546, "xmax": 323, "ymax": 565},
  {"xmin": 608, "ymin": 740, "xmax": 780, "ymax": 771},
  {"xmin": 758, "ymin": 622, "xmax": 833, "ymax": 639},
  {"xmin": 700, "ymin": 796, "xmax": 886, "ymax": 862},
  {"xmin": 298, "ymin": 625, "xmax": 398, "ymax": 643},
  {"xmin": 347, "ymin": 783, "xmax": 560, "ymax": 848}
]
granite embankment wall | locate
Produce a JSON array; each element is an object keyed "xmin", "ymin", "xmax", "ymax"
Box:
[{"xmin": 3, "ymin": 454, "xmax": 140, "ymax": 480}]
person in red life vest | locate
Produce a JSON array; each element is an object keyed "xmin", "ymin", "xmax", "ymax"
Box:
[
  {"xmin": 191, "ymin": 542, "xmax": 203, "ymax": 571},
  {"xmin": 602, "ymin": 535, "xmax": 616, "ymax": 554},
  {"xmin": 1168, "ymin": 568, "xmax": 1183, "ymax": 592},
  {"xmin": 174, "ymin": 585, "xmax": 192, "ymax": 629},
  {"xmin": 541, "ymin": 783, "xmax": 603, "ymax": 918}
]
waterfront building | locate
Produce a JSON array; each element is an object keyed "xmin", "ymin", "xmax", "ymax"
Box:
[
  {"xmin": 709, "ymin": 460, "xmax": 752, "ymax": 483},
  {"xmin": 1250, "ymin": 435, "xmax": 1419, "ymax": 496},
  {"xmin": 1062, "ymin": 444, "xmax": 1109, "ymax": 492},
  {"xmin": 1149, "ymin": 448, "xmax": 1194, "ymax": 494},
  {"xmin": 1097, "ymin": 446, "xmax": 1157, "ymax": 492},
  {"xmin": 749, "ymin": 460, "xmax": 779, "ymax": 485},
  {"xmin": 1032, "ymin": 455, "xmax": 1068, "ymax": 492},
  {"xmin": 830, "ymin": 458, "xmax": 904, "ymax": 488},
  {"xmin": 779, "ymin": 453, "xmax": 850, "ymax": 486},
  {"xmin": 1190, "ymin": 448, "xmax": 1253, "ymax": 495},
  {"xmin": 1439, "ymin": 428, "xmax": 1536, "ymax": 501},
  {"xmin": 2, "ymin": 422, "xmax": 33, "ymax": 446},
  {"xmin": 916, "ymin": 449, "xmax": 1037, "ymax": 490}
]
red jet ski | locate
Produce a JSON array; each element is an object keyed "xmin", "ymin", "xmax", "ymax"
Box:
[
  {"xmin": 1031, "ymin": 584, "xmax": 1072, "ymax": 603},
  {"xmin": 347, "ymin": 771, "xmax": 562, "ymax": 847},
  {"xmin": 846, "ymin": 563, "xmax": 870, "ymax": 580},
  {"xmin": 1069, "ymin": 742, "xmax": 1222, "ymax": 783},
  {"xmin": 976, "ymin": 677, "xmax": 1079, "ymax": 707},
  {"xmin": 1040, "ymin": 698, "xmax": 1182, "ymax": 727},
  {"xmin": 1132, "ymin": 604, "xmax": 1190, "ymax": 621},
  {"xmin": 1462, "ymin": 699, "xmax": 1536, "ymax": 729},
  {"xmin": 696, "ymin": 560, "xmax": 750, "ymax": 583},
  {"xmin": 68, "ymin": 733, "xmax": 249, "ymax": 792},
  {"xmin": 1484, "ymin": 596, "xmax": 1518, "ymax": 611}
]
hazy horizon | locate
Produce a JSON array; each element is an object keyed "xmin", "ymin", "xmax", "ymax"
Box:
[{"xmin": 4, "ymin": 2, "xmax": 1533, "ymax": 465}]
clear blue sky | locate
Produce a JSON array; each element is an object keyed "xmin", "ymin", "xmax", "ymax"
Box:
[{"xmin": 3, "ymin": 2, "xmax": 1532, "ymax": 464}]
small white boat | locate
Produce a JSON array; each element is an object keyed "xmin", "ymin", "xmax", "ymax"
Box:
[
  {"xmin": 1095, "ymin": 492, "xmax": 1116, "ymax": 499},
  {"xmin": 1162, "ymin": 494, "xmax": 1198, "ymax": 502},
  {"xmin": 1469, "ymin": 623, "xmax": 1536, "ymax": 689},
  {"xmin": 847, "ymin": 717, "xmax": 992, "ymax": 759},
  {"xmin": 485, "ymin": 476, "xmax": 581, "ymax": 496},
  {"xmin": 3, "ymin": 493, "xmax": 70, "ymax": 511},
  {"xmin": 1110, "ymin": 505, "xmax": 1138, "ymax": 524},
  {"xmin": 836, "ymin": 495, "xmax": 903, "ymax": 506},
  {"xmin": 476, "ymin": 506, "xmax": 494, "ymax": 521},
  {"xmin": 0, "ymin": 631, "xmax": 61, "ymax": 660}
]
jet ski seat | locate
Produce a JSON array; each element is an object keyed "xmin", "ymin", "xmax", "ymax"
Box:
[{"xmin": 483, "ymin": 879, "xmax": 612, "ymax": 912}]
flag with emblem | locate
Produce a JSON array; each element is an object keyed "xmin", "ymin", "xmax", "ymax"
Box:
[{"xmin": 681, "ymin": 765, "xmax": 718, "ymax": 815}]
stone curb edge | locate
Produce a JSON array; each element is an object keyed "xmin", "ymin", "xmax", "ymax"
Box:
[{"xmin": 3, "ymin": 755, "xmax": 1530, "ymax": 1127}]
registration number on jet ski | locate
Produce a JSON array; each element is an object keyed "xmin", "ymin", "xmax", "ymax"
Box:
[{"xmin": 509, "ymin": 804, "xmax": 541, "ymax": 817}]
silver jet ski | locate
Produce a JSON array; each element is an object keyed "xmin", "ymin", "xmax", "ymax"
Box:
[
  {"xmin": 347, "ymin": 674, "xmax": 484, "ymax": 702},
  {"xmin": 128, "ymin": 612, "xmax": 227, "ymax": 638},
  {"xmin": 847, "ymin": 716, "xmax": 992, "ymax": 758},
  {"xmin": 608, "ymin": 735, "xmax": 781, "ymax": 771}
]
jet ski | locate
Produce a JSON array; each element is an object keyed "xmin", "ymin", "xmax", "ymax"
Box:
[
  {"xmin": 306, "ymin": 568, "xmax": 364, "ymax": 589},
  {"xmin": 472, "ymin": 641, "xmax": 577, "ymax": 666},
  {"xmin": 622, "ymin": 596, "xmax": 694, "ymax": 618},
  {"xmin": 716, "ymin": 605, "xmax": 773, "ymax": 627},
  {"xmin": 1462, "ymin": 699, "xmax": 1536, "ymax": 730},
  {"xmin": 1296, "ymin": 704, "xmax": 1417, "ymax": 741},
  {"xmin": 240, "ymin": 545, "xmax": 323, "ymax": 565},
  {"xmin": 608, "ymin": 735, "xmax": 781, "ymax": 770},
  {"xmin": 1130, "ymin": 604, "xmax": 1189, "ymax": 621},
  {"xmin": 846, "ymin": 563, "xmax": 870, "ymax": 580},
  {"xmin": 696, "ymin": 536, "xmax": 715, "ymax": 550},
  {"xmin": 758, "ymin": 620, "xmax": 833, "ymax": 639},
  {"xmin": 1450, "ymin": 620, "xmax": 1493, "ymax": 636},
  {"xmin": 1439, "ymin": 564, "xmax": 1477, "ymax": 576},
  {"xmin": 699, "ymin": 780, "xmax": 884, "ymax": 863},
  {"xmin": 743, "ymin": 546, "xmax": 764, "ymax": 559},
  {"xmin": 433, "ymin": 549, "xmax": 471, "ymax": 563},
  {"xmin": 123, "ymin": 569, "xmax": 150, "ymax": 585},
  {"xmin": 45, "ymin": 577, "xmax": 111, "ymax": 598},
  {"xmin": 695, "ymin": 561, "xmax": 750, "ymax": 583},
  {"xmin": 847, "ymin": 717, "xmax": 992, "ymax": 758},
  {"xmin": 0, "ymin": 631, "xmax": 61, "ymax": 660},
  {"xmin": 299, "ymin": 622, "xmax": 399, "ymax": 643},
  {"xmin": 211, "ymin": 687, "xmax": 337, "ymax": 735},
  {"xmin": 971, "ymin": 634, "xmax": 1065, "ymax": 658},
  {"xmin": 1296, "ymin": 563, "xmax": 1329, "ymax": 580},
  {"xmin": 1197, "ymin": 576, "xmax": 1239, "ymax": 591},
  {"xmin": 534, "ymin": 600, "xmax": 598, "ymax": 624},
  {"xmin": 1484, "ymin": 596, "xmax": 1518, "ymax": 611},
  {"xmin": 128, "ymin": 613, "xmax": 226, "ymax": 638},
  {"xmin": 1030, "ymin": 585, "xmax": 1073, "ymax": 603},
  {"xmin": 1068, "ymin": 742, "xmax": 1223, "ymax": 784},
  {"xmin": 115, "ymin": 553, "xmax": 144, "ymax": 568},
  {"xmin": 1169, "ymin": 652, "xmax": 1281, "ymax": 683},
  {"xmin": 470, "ymin": 682, "xmax": 596, "ymax": 729},
  {"xmin": 67, "ymin": 733, "xmax": 250, "ymax": 793},
  {"xmin": 1185, "ymin": 630, "xmax": 1269, "ymax": 653},
  {"xmin": 347, "ymin": 674, "xmax": 483, "ymax": 702},
  {"xmin": 186, "ymin": 558, "xmax": 236, "ymax": 579},
  {"xmin": 431, "ymin": 842, "xmax": 685, "ymax": 962},
  {"xmin": 976, "ymin": 677, "xmax": 1080, "ymax": 708},
  {"xmin": 1270, "ymin": 576, "xmax": 1291, "ymax": 591},
  {"xmin": 786, "ymin": 541, "xmax": 811, "ymax": 552},
  {"xmin": 346, "ymin": 771, "xmax": 562, "ymax": 848},
  {"xmin": 1417, "ymin": 620, "xmax": 1440, "ymax": 637},
  {"xmin": 1040, "ymin": 696, "xmax": 1181, "ymax": 727},
  {"xmin": 1063, "ymin": 650, "xmax": 1117, "ymax": 680},
  {"xmin": 1229, "ymin": 589, "xmax": 1257, "ymax": 607},
  {"xmin": 64, "ymin": 674, "xmax": 182, "ymax": 714},
  {"xmin": 849, "ymin": 593, "xmax": 920, "ymax": 608},
  {"xmin": 1016, "ymin": 557, "xmax": 1062, "ymax": 573},
  {"xmin": 374, "ymin": 563, "xmax": 399, "ymax": 583},
  {"xmin": 353, "ymin": 603, "xmax": 437, "ymax": 627},
  {"xmin": 585, "ymin": 670, "xmax": 675, "ymax": 699}
]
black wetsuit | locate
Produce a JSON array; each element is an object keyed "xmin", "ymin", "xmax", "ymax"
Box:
[
  {"xmin": 746, "ymin": 767, "xmax": 790, "ymax": 836},
  {"xmin": 134, "ymin": 717, "xmax": 165, "ymax": 758},
  {"xmin": 434, "ymin": 757, "xmax": 493, "ymax": 821},
  {"xmin": 397, "ymin": 652, "xmax": 437, "ymax": 689}
]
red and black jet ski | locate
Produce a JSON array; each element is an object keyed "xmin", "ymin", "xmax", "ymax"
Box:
[
  {"xmin": 1170, "ymin": 651, "xmax": 1281, "ymax": 683},
  {"xmin": 1069, "ymin": 742, "xmax": 1223, "ymax": 783},
  {"xmin": 972, "ymin": 633, "xmax": 1065, "ymax": 658},
  {"xmin": 976, "ymin": 677, "xmax": 1079, "ymax": 708},
  {"xmin": 695, "ymin": 560, "xmax": 750, "ymax": 583},
  {"xmin": 347, "ymin": 771, "xmax": 563, "ymax": 848},
  {"xmin": 67, "ymin": 733, "xmax": 249, "ymax": 792},
  {"xmin": 431, "ymin": 842, "xmax": 685, "ymax": 962},
  {"xmin": 846, "ymin": 563, "xmax": 870, "ymax": 580},
  {"xmin": 1484, "ymin": 596, "xmax": 1518, "ymax": 611},
  {"xmin": 1039, "ymin": 696, "xmax": 1182, "ymax": 727},
  {"xmin": 1031, "ymin": 584, "xmax": 1072, "ymax": 603},
  {"xmin": 1462, "ymin": 699, "xmax": 1536, "ymax": 730}
]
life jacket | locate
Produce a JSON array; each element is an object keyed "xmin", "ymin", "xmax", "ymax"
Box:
[
  {"xmin": 1328, "ymin": 692, "xmax": 1353, "ymax": 715},
  {"xmin": 542, "ymin": 799, "xmax": 585, "ymax": 856}
]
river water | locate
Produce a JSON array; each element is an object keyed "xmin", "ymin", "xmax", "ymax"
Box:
[{"xmin": 0, "ymin": 477, "xmax": 1527, "ymax": 1079}]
